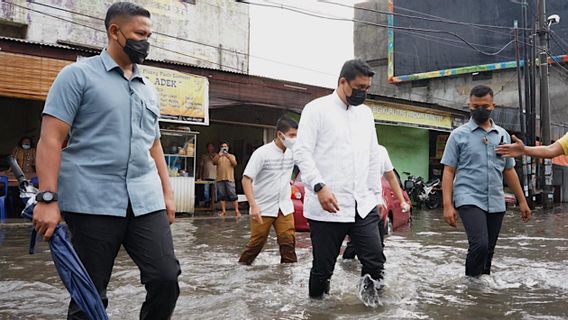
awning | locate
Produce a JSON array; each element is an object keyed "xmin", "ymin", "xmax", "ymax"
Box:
[{"xmin": 0, "ymin": 52, "xmax": 71, "ymax": 101}]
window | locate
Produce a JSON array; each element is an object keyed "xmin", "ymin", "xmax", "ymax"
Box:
[{"xmin": 0, "ymin": 19, "xmax": 27, "ymax": 39}]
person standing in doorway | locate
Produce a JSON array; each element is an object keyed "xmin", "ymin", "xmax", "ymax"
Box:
[
  {"xmin": 213, "ymin": 141, "xmax": 241, "ymax": 217},
  {"xmin": 198, "ymin": 142, "xmax": 217, "ymax": 206},
  {"xmin": 441, "ymin": 85, "xmax": 532, "ymax": 277},
  {"xmin": 295, "ymin": 59, "xmax": 387, "ymax": 306},
  {"xmin": 238, "ymin": 116, "xmax": 298, "ymax": 265},
  {"xmin": 32, "ymin": 3, "xmax": 180, "ymax": 319}
]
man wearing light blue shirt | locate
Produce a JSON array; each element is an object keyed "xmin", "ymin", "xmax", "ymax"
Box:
[
  {"xmin": 33, "ymin": 3, "xmax": 180, "ymax": 319},
  {"xmin": 441, "ymin": 85, "xmax": 531, "ymax": 277}
]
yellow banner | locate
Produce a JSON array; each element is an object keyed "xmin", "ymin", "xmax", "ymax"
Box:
[
  {"xmin": 368, "ymin": 100, "xmax": 452, "ymax": 130},
  {"xmin": 139, "ymin": 65, "xmax": 209, "ymax": 125}
]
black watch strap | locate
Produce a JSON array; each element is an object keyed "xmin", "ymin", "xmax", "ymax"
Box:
[
  {"xmin": 314, "ymin": 183, "xmax": 326, "ymax": 193},
  {"xmin": 36, "ymin": 191, "xmax": 58, "ymax": 203}
]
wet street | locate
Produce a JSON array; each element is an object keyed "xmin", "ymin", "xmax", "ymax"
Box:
[{"xmin": 1, "ymin": 206, "xmax": 568, "ymax": 320}]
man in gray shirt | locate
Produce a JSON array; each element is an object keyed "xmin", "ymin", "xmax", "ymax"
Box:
[
  {"xmin": 33, "ymin": 3, "xmax": 180, "ymax": 319},
  {"xmin": 441, "ymin": 85, "xmax": 531, "ymax": 277}
]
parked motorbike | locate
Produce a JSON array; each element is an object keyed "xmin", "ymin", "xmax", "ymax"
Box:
[{"xmin": 402, "ymin": 172, "xmax": 442, "ymax": 209}]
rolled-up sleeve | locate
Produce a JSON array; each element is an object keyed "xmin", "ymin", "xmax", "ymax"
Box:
[
  {"xmin": 43, "ymin": 64, "xmax": 84, "ymax": 125},
  {"xmin": 294, "ymin": 103, "xmax": 324, "ymax": 190},
  {"xmin": 441, "ymin": 132, "xmax": 459, "ymax": 168}
]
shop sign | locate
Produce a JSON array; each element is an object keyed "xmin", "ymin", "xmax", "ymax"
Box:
[
  {"xmin": 139, "ymin": 65, "xmax": 209, "ymax": 125},
  {"xmin": 368, "ymin": 101, "xmax": 453, "ymax": 130}
]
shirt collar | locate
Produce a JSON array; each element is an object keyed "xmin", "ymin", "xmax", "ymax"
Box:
[
  {"xmin": 466, "ymin": 118, "xmax": 498, "ymax": 132},
  {"xmin": 332, "ymin": 90, "xmax": 349, "ymax": 110},
  {"xmin": 270, "ymin": 140, "xmax": 285, "ymax": 154},
  {"xmin": 100, "ymin": 49, "xmax": 144, "ymax": 82}
]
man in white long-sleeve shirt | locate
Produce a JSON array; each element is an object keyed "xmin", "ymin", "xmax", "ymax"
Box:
[{"xmin": 295, "ymin": 59, "xmax": 386, "ymax": 306}]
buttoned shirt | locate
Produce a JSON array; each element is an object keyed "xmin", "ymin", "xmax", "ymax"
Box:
[
  {"xmin": 294, "ymin": 91, "xmax": 386, "ymax": 223},
  {"xmin": 441, "ymin": 118, "xmax": 515, "ymax": 213},
  {"xmin": 243, "ymin": 141, "xmax": 294, "ymax": 217},
  {"xmin": 558, "ymin": 132, "xmax": 568, "ymax": 155},
  {"xmin": 43, "ymin": 50, "xmax": 165, "ymax": 217}
]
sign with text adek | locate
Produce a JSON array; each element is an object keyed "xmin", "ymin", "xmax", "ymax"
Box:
[{"xmin": 139, "ymin": 65, "xmax": 209, "ymax": 125}]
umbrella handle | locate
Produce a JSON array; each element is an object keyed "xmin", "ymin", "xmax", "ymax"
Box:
[{"xmin": 29, "ymin": 228, "xmax": 37, "ymax": 254}]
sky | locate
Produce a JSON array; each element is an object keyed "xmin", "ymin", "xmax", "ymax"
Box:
[{"xmin": 248, "ymin": 0, "xmax": 355, "ymax": 88}]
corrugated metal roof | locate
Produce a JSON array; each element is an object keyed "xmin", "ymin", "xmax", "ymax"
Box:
[{"xmin": 0, "ymin": 36, "xmax": 99, "ymax": 54}]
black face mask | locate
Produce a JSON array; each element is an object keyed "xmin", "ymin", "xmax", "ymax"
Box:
[
  {"xmin": 119, "ymin": 30, "xmax": 150, "ymax": 64},
  {"xmin": 346, "ymin": 87, "xmax": 367, "ymax": 106},
  {"xmin": 471, "ymin": 107, "xmax": 492, "ymax": 124}
]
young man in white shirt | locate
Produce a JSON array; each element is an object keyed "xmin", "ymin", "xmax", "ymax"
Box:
[
  {"xmin": 238, "ymin": 117, "xmax": 298, "ymax": 265},
  {"xmin": 295, "ymin": 59, "xmax": 387, "ymax": 306}
]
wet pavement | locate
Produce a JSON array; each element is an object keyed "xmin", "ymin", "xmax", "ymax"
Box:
[{"xmin": 1, "ymin": 206, "xmax": 568, "ymax": 320}]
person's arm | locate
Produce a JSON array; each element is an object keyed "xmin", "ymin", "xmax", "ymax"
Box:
[
  {"xmin": 442, "ymin": 166, "xmax": 458, "ymax": 227},
  {"xmin": 440, "ymin": 132, "xmax": 460, "ymax": 227},
  {"xmin": 294, "ymin": 103, "xmax": 338, "ymax": 213},
  {"xmin": 212, "ymin": 153, "xmax": 221, "ymax": 165},
  {"xmin": 503, "ymin": 169, "xmax": 532, "ymax": 223},
  {"xmin": 496, "ymin": 135, "xmax": 565, "ymax": 158},
  {"xmin": 34, "ymin": 116, "xmax": 70, "ymax": 240},
  {"xmin": 197, "ymin": 156, "xmax": 204, "ymax": 180},
  {"xmin": 34, "ymin": 64, "xmax": 83, "ymax": 240},
  {"xmin": 150, "ymin": 139, "xmax": 176, "ymax": 224},
  {"xmin": 384, "ymin": 171, "xmax": 410, "ymax": 211},
  {"xmin": 242, "ymin": 176, "xmax": 262, "ymax": 223},
  {"xmin": 229, "ymin": 154, "xmax": 237, "ymax": 167}
]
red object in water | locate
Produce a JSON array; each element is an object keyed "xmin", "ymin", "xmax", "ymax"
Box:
[{"xmin": 291, "ymin": 170, "xmax": 412, "ymax": 233}]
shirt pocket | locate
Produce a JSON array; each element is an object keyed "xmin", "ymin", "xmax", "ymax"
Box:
[{"xmin": 140, "ymin": 99, "xmax": 160, "ymax": 138}]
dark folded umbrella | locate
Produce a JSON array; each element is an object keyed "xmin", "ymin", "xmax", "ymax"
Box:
[
  {"xmin": 9, "ymin": 155, "xmax": 108, "ymax": 319},
  {"xmin": 49, "ymin": 224, "xmax": 109, "ymax": 320}
]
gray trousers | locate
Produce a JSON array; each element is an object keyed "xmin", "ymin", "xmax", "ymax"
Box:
[{"xmin": 458, "ymin": 205, "xmax": 505, "ymax": 277}]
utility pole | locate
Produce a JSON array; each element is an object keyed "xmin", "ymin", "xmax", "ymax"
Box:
[
  {"xmin": 521, "ymin": 0, "xmax": 534, "ymax": 208},
  {"xmin": 537, "ymin": 0, "xmax": 554, "ymax": 209}
]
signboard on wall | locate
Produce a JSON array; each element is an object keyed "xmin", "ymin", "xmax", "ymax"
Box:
[
  {"xmin": 368, "ymin": 100, "xmax": 453, "ymax": 131},
  {"xmin": 139, "ymin": 65, "xmax": 209, "ymax": 125},
  {"xmin": 388, "ymin": 0, "xmax": 568, "ymax": 83}
]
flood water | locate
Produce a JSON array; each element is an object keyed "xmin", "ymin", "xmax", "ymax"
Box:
[{"xmin": 1, "ymin": 206, "xmax": 568, "ymax": 319}]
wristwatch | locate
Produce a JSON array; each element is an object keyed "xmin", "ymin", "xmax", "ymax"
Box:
[
  {"xmin": 36, "ymin": 191, "xmax": 58, "ymax": 204},
  {"xmin": 314, "ymin": 183, "xmax": 326, "ymax": 193}
]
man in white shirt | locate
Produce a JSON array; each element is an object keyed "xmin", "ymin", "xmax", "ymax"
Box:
[
  {"xmin": 295, "ymin": 59, "xmax": 386, "ymax": 306},
  {"xmin": 238, "ymin": 116, "xmax": 298, "ymax": 265},
  {"xmin": 343, "ymin": 145, "xmax": 410, "ymax": 259}
]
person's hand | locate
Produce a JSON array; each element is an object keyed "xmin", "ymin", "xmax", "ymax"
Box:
[
  {"xmin": 519, "ymin": 201, "xmax": 532, "ymax": 223},
  {"xmin": 443, "ymin": 205, "xmax": 458, "ymax": 227},
  {"xmin": 250, "ymin": 205, "xmax": 263, "ymax": 224},
  {"xmin": 401, "ymin": 201, "xmax": 411, "ymax": 213},
  {"xmin": 317, "ymin": 186, "xmax": 340, "ymax": 214},
  {"xmin": 496, "ymin": 135, "xmax": 525, "ymax": 158},
  {"xmin": 33, "ymin": 202, "xmax": 61, "ymax": 241},
  {"xmin": 165, "ymin": 193, "xmax": 176, "ymax": 224}
]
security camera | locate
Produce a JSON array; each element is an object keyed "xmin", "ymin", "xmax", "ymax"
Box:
[{"xmin": 547, "ymin": 14, "xmax": 560, "ymax": 26}]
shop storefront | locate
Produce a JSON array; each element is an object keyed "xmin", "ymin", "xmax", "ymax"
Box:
[
  {"xmin": 367, "ymin": 99, "xmax": 467, "ymax": 181},
  {"xmin": 138, "ymin": 64, "xmax": 209, "ymax": 213}
]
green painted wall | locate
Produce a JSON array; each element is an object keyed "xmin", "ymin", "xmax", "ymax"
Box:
[{"xmin": 376, "ymin": 125, "xmax": 429, "ymax": 180}]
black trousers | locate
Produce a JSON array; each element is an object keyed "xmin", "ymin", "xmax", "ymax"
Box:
[
  {"xmin": 64, "ymin": 208, "xmax": 181, "ymax": 320},
  {"xmin": 458, "ymin": 205, "xmax": 505, "ymax": 277},
  {"xmin": 343, "ymin": 216, "xmax": 385, "ymax": 260},
  {"xmin": 308, "ymin": 208, "xmax": 385, "ymax": 298}
]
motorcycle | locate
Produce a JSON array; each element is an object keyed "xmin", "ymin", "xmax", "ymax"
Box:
[{"xmin": 402, "ymin": 172, "xmax": 442, "ymax": 209}]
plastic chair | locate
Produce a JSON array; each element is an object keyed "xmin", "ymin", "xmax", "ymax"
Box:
[{"xmin": 0, "ymin": 176, "xmax": 8, "ymax": 223}]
